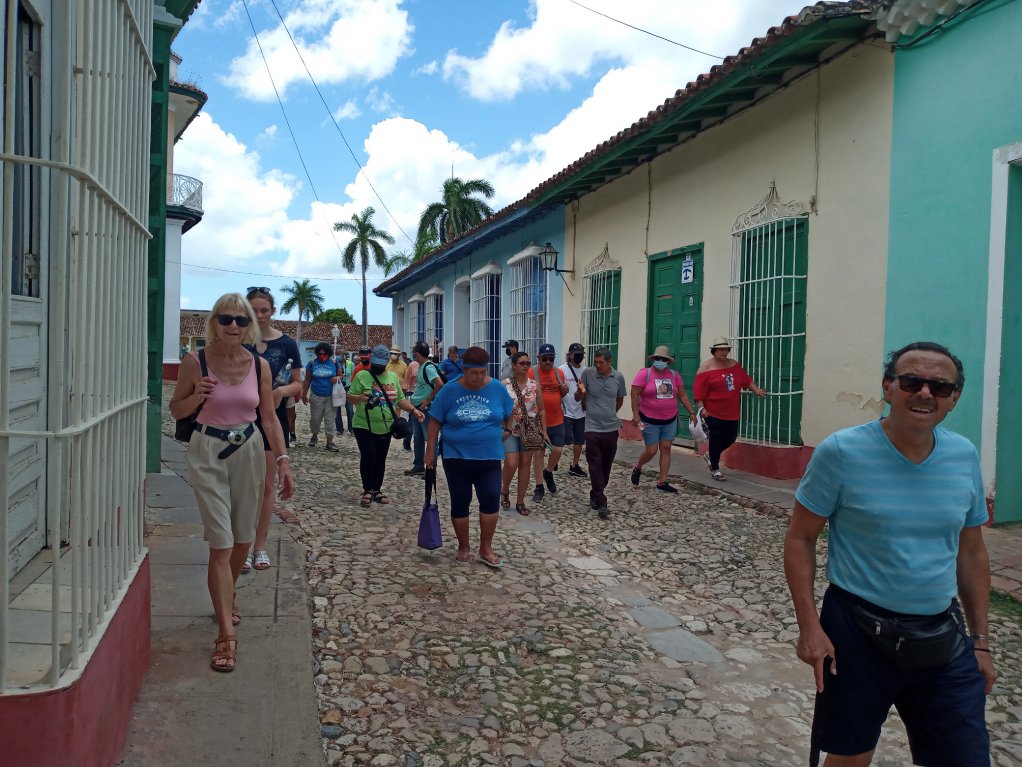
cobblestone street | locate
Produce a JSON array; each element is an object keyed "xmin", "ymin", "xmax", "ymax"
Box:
[{"xmin": 267, "ymin": 405, "xmax": 1022, "ymax": 767}]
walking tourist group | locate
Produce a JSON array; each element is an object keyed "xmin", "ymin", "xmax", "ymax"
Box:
[{"xmin": 169, "ymin": 289, "xmax": 996, "ymax": 766}]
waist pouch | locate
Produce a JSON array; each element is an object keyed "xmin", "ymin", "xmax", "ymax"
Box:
[
  {"xmin": 832, "ymin": 586, "xmax": 965, "ymax": 672},
  {"xmin": 196, "ymin": 423, "xmax": 256, "ymax": 460}
]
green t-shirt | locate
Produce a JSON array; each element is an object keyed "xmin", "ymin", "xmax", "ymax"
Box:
[{"xmin": 350, "ymin": 369, "xmax": 405, "ymax": 434}]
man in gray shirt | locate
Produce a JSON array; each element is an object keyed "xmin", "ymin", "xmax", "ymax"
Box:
[
  {"xmin": 499, "ymin": 339, "xmax": 519, "ymax": 381},
  {"xmin": 576, "ymin": 347, "xmax": 626, "ymax": 519}
]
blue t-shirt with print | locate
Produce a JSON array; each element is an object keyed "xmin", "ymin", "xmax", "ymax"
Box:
[
  {"xmin": 428, "ymin": 378, "xmax": 514, "ymax": 461},
  {"xmin": 795, "ymin": 419, "xmax": 987, "ymax": 614},
  {"xmin": 306, "ymin": 358, "xmax": 338, "ymax": 397}
]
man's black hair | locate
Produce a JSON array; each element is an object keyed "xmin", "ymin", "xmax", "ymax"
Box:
[
  {"xmin": 412, "ymin": 340, "xmax": 430, "ymax": 358},
  {"xmin": 883, "ymin": 341, "xmax": 964, "ymax": 389},
  {"xmin": 593, "ymin": 347, "xmax": 613, "ymax": 361}
]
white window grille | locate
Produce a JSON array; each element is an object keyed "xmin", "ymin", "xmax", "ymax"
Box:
[
  {"xmin": 424, "ymin": 286, "xmax": 444, "ymax": 352},
  {"xmin": 579, "ymin": 244, "xmax": 622, "ymax": 363},
  {"xmin": 407, "ymin": 295, "xmax": 425, "ymax": 353},
  {"xmin": 729, "ymin": 182, "xmax": 810, "ymax": 446},
  {"xmin": 470, "ymin": 265, "xmax": 502, "ymax": 378},
  {"xmin": 1, "ymin": 0, "xmax": 155, "ymax": 692},
  {"xmin": 508, "ymin": 250, "xmax": 547, "ymax": 360}
]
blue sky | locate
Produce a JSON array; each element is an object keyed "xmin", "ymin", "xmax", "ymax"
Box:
[{"xmin": 173, "ymin": 0, "xmax": 806, "ymax": 323}]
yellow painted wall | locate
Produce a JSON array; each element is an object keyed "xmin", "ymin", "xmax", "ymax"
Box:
[{"xmin": 560, "ymin": 44, "xmax": 893, "ymax": 447}]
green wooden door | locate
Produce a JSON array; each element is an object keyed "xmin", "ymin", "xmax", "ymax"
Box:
[{"xmin": 647, "ymin": 245, "xmax": 703, "ymax": 439}]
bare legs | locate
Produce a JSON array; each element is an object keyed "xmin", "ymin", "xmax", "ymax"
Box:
[
  {"xmin": 208, "ymin": 544, "xmax": 249, "ymax": 633},
  {"xmin": 501, "ymin": 451, "xmax": 534, "ymax": 504},
  {"xmin": 450, "ymin": 513, "xmax": 500, "ymax": 564},
  {"xmin": 633, "ymin": 441, "xmax": 672, "ymax": 483},
  {"xmin": 252, "ymin": 451, "xmax": 275, "ymax": 555}
]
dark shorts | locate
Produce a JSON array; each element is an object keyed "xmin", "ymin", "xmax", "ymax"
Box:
[
  {"xmin": 563, "ymin": 416, "xmax": 585, "ymax": 445},
  {"xmin": 546, "ymin": 423, "xmax": 565, "ymax": 448},
  {"xmin": 813, "ymin": 586, "xmax": 989, "ymax": 765},
  {"xmin": 442, "ymin": 458, "xmax": 501, "ymax": 519}
]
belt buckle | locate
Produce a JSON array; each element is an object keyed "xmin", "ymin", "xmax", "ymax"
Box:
[{"xmin": 227, "ymin": 429, "xmax": 245, "ymax": 445}]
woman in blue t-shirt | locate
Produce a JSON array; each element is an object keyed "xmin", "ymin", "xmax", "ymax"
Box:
[
  {"xmin": 425, "ymin": 346, "xmax": 515, "ymax": 568},
  {"xmin": 301, "ymin": 342, "xmax": 342, "ymax": 452}
]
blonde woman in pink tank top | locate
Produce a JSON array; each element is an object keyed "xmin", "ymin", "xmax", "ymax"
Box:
[{"xmin": 169, "ymin": 293, "xmax": 295, "ymax": 673}]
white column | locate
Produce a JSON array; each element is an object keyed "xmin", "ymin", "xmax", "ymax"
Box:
[{"xmin": 163, "ymin": 218, "xmax": 185, "ymax": 365}]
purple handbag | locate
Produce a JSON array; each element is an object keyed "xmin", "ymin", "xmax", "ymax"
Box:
[{"xmin": 417, "ymin": 468, "xmax": 442, "ymax": 550}]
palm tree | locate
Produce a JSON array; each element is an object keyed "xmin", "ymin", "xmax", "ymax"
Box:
[
  {"xmin": 279, "ymin": 279, "xmax": 324, "ymax": 345},
  {"xmin": 382, "ymin": 229, "xmax": 439, "ymax": 277},
  {"xmin": 334, "ymin": 206, "xmax": 395, "ymax": 346},
  {"xmin": 417, "ymin": 176, "xmax": 495, "ymax": 245}
]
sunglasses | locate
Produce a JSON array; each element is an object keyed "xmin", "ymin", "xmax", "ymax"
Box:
[
  {"xmin": 653, "ymin": 357, "xmax": 669, "ymax": 362},
  {"xmin": 517, "ymin": 361, "xmax": 532, "ymax": 368},
  {"xmin": 895, "ymin": 374, "xmax": 958, "ymax": 398},
  {"xmin": 246, "ymin": 286, "xmax": 271, "ymax": 295},
  {"xmin": 539, "ymin": 356, "xmax": 554, "ymax": 362},
  {"xmin": 216, "ymin": 314, "xmax": 251, "ymax": 328}
]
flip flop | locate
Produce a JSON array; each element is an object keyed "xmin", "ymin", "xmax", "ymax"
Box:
[
  {"xmin": 478, "ymin": 556, "xmax": 506, "ymax": 570},
  {"xmin": 500, "ymin": 492, "xmax": 510, "ymax": 509},
  {"xmin": 453, "ymin": 552, "xmax": 472, "ymax": 565}
]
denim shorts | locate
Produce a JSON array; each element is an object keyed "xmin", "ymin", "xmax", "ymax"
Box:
[
  {"xmin": 563, "ymin": 416, "xmax": 585, "ymax": 445},
  {"xmin": 546, "ymin": 423, "xmax": 565, "ymax": 448},
  {"xmin": 813, "ymin": 585, "xmax": 989, "ymax": 764},
  {"xmin": 641, "ymin": 418, "xmax": 677, "ymax": 445},
  {"xmin": 503, "ymin": 434, "xmax": 524, "ymax": 454}
]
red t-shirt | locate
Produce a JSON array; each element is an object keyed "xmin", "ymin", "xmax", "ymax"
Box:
[
  {"xmin": 528, "ymin": 366, "xmax": 566, "ymax": 427},
  {"xmin": 693, "ymin": 363, "xmax": 751, "ymax": 421}
]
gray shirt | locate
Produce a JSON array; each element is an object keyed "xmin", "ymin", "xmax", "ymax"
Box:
[
  {"xmin": 580, "ymin": 366, "xmax": 626, "ymax": 433},
  {"xmin": 499, "ymin": 358, "xmax": 514, "ymax": 383}
]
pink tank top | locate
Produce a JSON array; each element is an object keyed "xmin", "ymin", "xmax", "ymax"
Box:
[{"xmin": 195, "ymin": 354, "xmax": 260, "ymax": 426}]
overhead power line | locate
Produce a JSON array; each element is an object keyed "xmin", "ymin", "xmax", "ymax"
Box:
[
  {"xmin": 566, "ymin": 0, "xmax": 724, "ymax": 59},
  {"xmin": 239, "ymin": 0, "xmax": 352, "ymax": 264},
  {"xmin": 266, "ymin": 0, "xmax": 415, "ymax": 248},
  {"xmin": 171, "ymin": 258, "xmax": 386, "ymax": 283}
]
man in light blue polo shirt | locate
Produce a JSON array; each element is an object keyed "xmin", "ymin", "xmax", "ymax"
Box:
[{"xmin": 784, "ymin": 341, "xmax": 995, "ymax": 767}]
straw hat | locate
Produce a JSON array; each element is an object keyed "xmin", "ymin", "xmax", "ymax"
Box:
[
  {"xmin": 709, "ymin": 337, "xmax": 732, "ymax": 351},
  {"xmin": 648, "ymin": 345, "xmax": 675, "ymax": 362}
]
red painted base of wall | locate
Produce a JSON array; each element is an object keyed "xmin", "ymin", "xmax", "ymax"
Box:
[
  {"xmin": 162, "ymin": 361, "xmax": 180, "ymax": 382},
  {"xmin": 0, "ymin": 556, "xmax": 151, "ymax": 767},
  {"xmin": 723, "ymin": 441, "xmax": 814, "ymax": 480}
]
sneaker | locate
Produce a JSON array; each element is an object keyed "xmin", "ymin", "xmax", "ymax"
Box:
[
  {"xmin": 630, "ymin": 467, "xmax": 641, "ymax": 486},
  {"xmin": 597, "ymin": 506, "xmax": 610, "ymax": 519},
  {"xmin": 533, "ymin": 485, "xmax": 545, "ymax": 503},
  {"xmin": 712, "ymin": 470, "xmax": 726, "ymax": 482},
  {"xmin": 656, "ymin": 481, "xmax": 678, "ymax": 494},
  {"xmin": 289, "ymin": 432, "xmax": 297, "ymax": 442},
  {"xmin": 404, "ymin": 466, "xmax": 425, "ymax": 476},
  {"xmin": 543, "ymin": 469, "xmax": 557, "ymax": 494},
  {"xmin": 307, "ymin": 435, "xmax": 318, "ymax": 447},
  {"xmin": 325, "ymin": 442, "xmax": 339, "ymax": 452},
  {"xmin": 568, "ymin": 464, "xmax": 587, "ymax": 478}
]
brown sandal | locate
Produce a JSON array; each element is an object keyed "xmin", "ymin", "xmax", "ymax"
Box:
[
  {"xmin": 360, "ymin": 492, "xmax": 373, "ymax": 507},
  {"xmin": 500, "ymin": 492, "xmax": 510, "ymax": 508},
  {"xmin": 211, "ymin": 635, "xmax": 237, "ymax": 673},
  {"xmin": 515, "ymin": 503, "xmax": 530, "ymax": 516}
]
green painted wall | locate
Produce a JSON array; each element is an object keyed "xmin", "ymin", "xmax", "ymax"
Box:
[
  {"xmin": 885, "ymin": 0, "xmax": 1022, "ymax": 450},
  {"xmin": 146, "ymin": 24, "xmax": 173, "ymax": 473},
  {"xmin": 994, "ymin": 165, "xmax": 1022, "ymax": 523}
]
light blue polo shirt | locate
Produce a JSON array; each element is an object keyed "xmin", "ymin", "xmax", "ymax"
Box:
[{"xmin": 796, "ymin": 419, "xmax": 987, "ymax": 615}]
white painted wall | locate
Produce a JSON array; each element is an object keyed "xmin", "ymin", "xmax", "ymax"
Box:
[
  {"xmin": 163, "ymin": 218, "xmax": 185, "ymax": 363},
  {"xmin": 559, "ymin": 45, "xmax": 894, "ymax": 446}
]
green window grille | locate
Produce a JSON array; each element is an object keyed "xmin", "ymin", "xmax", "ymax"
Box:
[{"xmin": 581, "ymin": 246, "xmax": 622, "ymax": 362}]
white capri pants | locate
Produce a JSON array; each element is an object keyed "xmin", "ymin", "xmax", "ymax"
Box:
[{"xmin": 186, "ymin": 424, "xmax": 265, "ymax": 549}]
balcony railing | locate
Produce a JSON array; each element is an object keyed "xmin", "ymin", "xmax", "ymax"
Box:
[{"xmin": 168, "ymin": 173, "xmax": 203, "ymax": 214}]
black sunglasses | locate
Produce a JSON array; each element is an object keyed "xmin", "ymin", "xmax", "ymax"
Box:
[
  {"xmin": 539, "ymin": 356, "xmax": 554, "ymax": 362},
  {"xmin": 246, "ymin": 286, "xmax": 271, "ymax": 295},
  {"xmin": 652, "ymin": 356, "xmax": 669, "ymax": 362},
  {"xmin": 896, "ymin": 374, "xmax": 958, "ymax": 398},
  {"xmin": 216, "ymin": 314, "xmax": 251, "ymax": 328}
]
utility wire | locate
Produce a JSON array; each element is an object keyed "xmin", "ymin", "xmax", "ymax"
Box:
[
  {"xmin": 239, "ymin": 0, "xmax": 351, "ymax": 262},
  {"xmin": 171, "ymin": 258, "xmax": 386, "ymax": 283},
  {"xmin": 266, "ymin": 0, "xmax": 415, "ymax": 248},
  {"xmin": 566, "ymin": 0, "xmax": 724, "ymax": 58}
]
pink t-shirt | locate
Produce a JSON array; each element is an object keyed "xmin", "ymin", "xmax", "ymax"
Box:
[
  {"xmin": 631, "ymin": 367, "xmax": 684, "ymax": 421},
  {"xmin": 195, "ymin": 354, "xmax": 260, "ymax": 426}
]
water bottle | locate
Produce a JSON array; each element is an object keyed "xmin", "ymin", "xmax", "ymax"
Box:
[{"xmin": 274, "ymin": 357, "xmax": 293, "ymax": 389}]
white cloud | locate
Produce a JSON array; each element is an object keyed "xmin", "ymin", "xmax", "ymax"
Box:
[
  {"xmin": 365, "ymin": 87, "xmax": 396, "ymax": 115},
  {"xmin": 333, "ymin": 100, "xmax": 361, "ymax": 121},
  {"xmin": 224, "ymin": 0, "xmax": 413, "ymax": 101},
  {"xmin": 413, "ymin": 60, "xmax": 438, "ymax": 76},
  {"xmin": 259, "ymin": 124, "xmax": 278, "ymax": 140},
  {"xmin": 443, "ymin": 0, "xmax": 796, "ymax": 102},
  {"xmin": 181, "ymin": 295, "xmax": 192, "ymax": 308}
]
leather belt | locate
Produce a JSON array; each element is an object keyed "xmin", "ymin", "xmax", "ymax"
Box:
[{"xmin": 195, "ymin": 423, "xmax": 256, "ymax": 459}]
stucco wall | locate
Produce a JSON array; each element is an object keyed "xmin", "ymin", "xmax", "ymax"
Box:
[{"xmin": 559, "ymin": 43, "xmax": 894, "ymax": 447}]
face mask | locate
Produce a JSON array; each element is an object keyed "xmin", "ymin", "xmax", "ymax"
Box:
[
  {"xmin": 571, "ymin": 353, "xmax": 584, "ymax": 365},
  {"xmin": 652, "ymin": 360, "xmax": 669, "ymax": 371},
  {"xmin": 370, "ymin": 363, "xmax": 386, "ymax": 375},
  {"xmin": 359, "ymin": 357, "xmax": 370, "ymax": 365},
  {"xmin": 505, "ymin": 348, "xmax": 512, "ymax": 357}
]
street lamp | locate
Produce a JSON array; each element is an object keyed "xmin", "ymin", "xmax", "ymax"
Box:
[
  {"xmin": 331, "ymin": 324, "xmax": 340, "ymax": 357},
  {"xmin": 539, "ymin": 242, "xmax": 572, "ymax": 276}
]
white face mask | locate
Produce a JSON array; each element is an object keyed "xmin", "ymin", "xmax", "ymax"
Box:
[{"xmin": 652, "ymin": 360, "xmax": 669, "ymax": 370}]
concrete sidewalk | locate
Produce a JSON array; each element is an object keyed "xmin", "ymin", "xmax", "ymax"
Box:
[
  {"xmin": 615, "ymin": 438, "xmax": 1022, "ymax": 601},
  {"xmin": 116, "ymin": 436, "xmax": 323, "ymax": 767}
]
